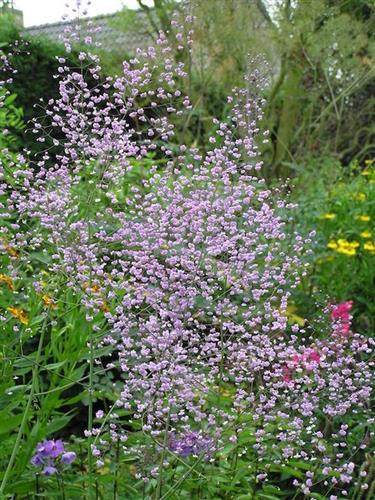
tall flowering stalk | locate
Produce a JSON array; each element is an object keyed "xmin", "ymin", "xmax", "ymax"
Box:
[{"xmin": 1, "ymin": 3, "xmax": 374, "ymax": 497}]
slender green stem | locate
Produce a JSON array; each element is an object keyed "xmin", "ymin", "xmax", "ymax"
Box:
[
  {"xmin": 92, "ymin": 402, "xmax": 116, "ymax": 447},
  {"xmin": 159, "ymin": 454, "xmax": 205, "ymax": 500},
  {"xmin": 0, "ymin": 317, "xmax": 47, "ymax": 496},
  {"xmin": 35, "ymin": 472, "xmax": 40, "ymax": 497},
  {"xmin": 57, "ymin": 474, "xmax": 66, "ymax": 500},
  {"xmin": 113, "ymin": 439, "xmax": 120, "ymax": 499},
  {"xmin": 155, "ymin": 413, "xmax": 171, "ymax": 500},
  {"xmin": 366, "ymin": 479, "xmax": 375, "ymax": 500},
  {"xmin": 61, "ymin": 474, "xmax": 66, "ymax": 500},
  {"xmin": 88, "ymin": 326, "xmax": 95, "ymax": 499}
]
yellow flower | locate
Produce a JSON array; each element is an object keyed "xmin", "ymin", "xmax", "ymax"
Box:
[
  {"xmin": 7, "ymin": 306, "xmax": 29, "ymax": 325},
  {"xmin": 337, "ymin": 247, "xmax": 356, "ymax": 256},
  {"xmin": 327, "ymin": 241, "xmax": 338, "ymax": 250},
  {"xmin": 360, "ymin": 230, "xmax": 372, "ymax": 239},
  {"xmin": 328, "ymin": 239, "xmax": 359, "ymax": 256},
  {"xmin": 41, "ymin": 294, "xmax": 57, "ymax": 309},
  {"xmin": 364, "ymin": 159, "xmax": 373, "ymax": 166},
  {"xmin": 320, "ymin": 213, "xmax": 336, "ymax": 220},
  {"xmin": 364, "ymin": 241, "xmax": 375, "ymax": 254},
  {"xmin": 0, "ymin": 274, "xmax": 15, "ymax": 291},
  {"xmin": 355, "ymin": 215, "xmax": 371, "ymax": 222},
  {"xmin": 354, "ymin": 192, "xmax": 366, "ymax": 202},
  {"xmin": 337, "ymin": 239, "xmax": 359, "ymax": 248}
]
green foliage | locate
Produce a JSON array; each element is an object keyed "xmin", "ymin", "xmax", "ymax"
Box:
[
  {"xmin": 0, "ymin": 22, "xmax": 59, "ymax": 155},
  {"xmin": 0, "ymin": 15, "xmax": 88, "ymax": 155},
  {"xmin": 262, "ymin": 0, "xmax": 375, "ymax": 177},
  {"xmin": 0, "ymin": 91, "xmax": 24, "ymax": 150},
  {"xmin": 292, "ymin": 158, "xmax": 375, "ymax": 332},
  {"xmin": 126, "ymin": 0, "xmax": 374, "ymax": 176}
]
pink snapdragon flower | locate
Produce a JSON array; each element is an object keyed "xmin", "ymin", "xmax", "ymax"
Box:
[{"xmin": 331, "ymin": 301, "xmax": 353, "ymax": 336}]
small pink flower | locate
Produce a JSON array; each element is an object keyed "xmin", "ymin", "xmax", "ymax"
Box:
[
  {"xmin": 282, "ymin": 365, "xmax": 292, "ymax": 383},
  {"xmin": 308, "ymin": 351, "xmax": 320, "ymax": 363},
  {"xmin": 333, "ymin": 322, "xmax": 351, "ymax": 337},
  {"xmin": 330, "ymin": 301, "xmax": 352, "ymax": 322},
  {"xmin": 292, "ymin": 354, "xmax": 300, "ymax": 366},
  {"xmin": 282, "ymin": 349, "xmax": 321, "ymax": 382},
  {"xmin": 330, "ymin": 301, "xmax": 353, "ymax": 336}
]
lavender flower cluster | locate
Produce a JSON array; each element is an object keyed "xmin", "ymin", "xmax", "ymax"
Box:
[
  {"xmin": 169, "ymin": 431, "xmax": 214, "ymax": 458},
  {"xmin": 1, "ymin": 3, "xmax": 374, "ymax": 495}
]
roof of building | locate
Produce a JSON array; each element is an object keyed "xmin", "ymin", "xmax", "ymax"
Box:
[{"xmin": 23, "ymin": 11, "xmax": 152, "ymax": 54}]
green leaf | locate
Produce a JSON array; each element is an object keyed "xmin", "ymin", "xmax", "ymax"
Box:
[
  {"xmin": 44, "ymin": 360, "xmax": 67, "ymax": 370},
  {"xmin": 63, "ymin": 485, "xmax": 86, "ymax": 496},
  {"xmin": 121, "ymin": 455, "xmax": 139, "ymax": 462},
  {"xmin": 13, "ymin": 358, "xmax": 35, "ymax": 368},
  {"xmin": 262, "ymin": 485, "xmax": 282, "ymax": 494},
  {"xmin": 4, "ymin": 93, "xmax": 17, "ymax": 105},
  {"xmin": 4, "ymin": 384, "xmax": 28, "ymax": 396},
  {"xmin": 269, "ymin": 463, "xmax": 305, "ymax": 479},
  {"xmin": 28, "ymin": 252, "xmax": 51, "ymax": 264},
  {"xmin": 45, "ymin": 414, "xmax": 74, "ymax": 435},
  {"xmin": 4, "ymin": 479, "xmax": 35, "ymax": 495},
  {"xmin": 256, "ymin": 494, "xmax": 281, "ymax": 500},
  {"xmin": 0, "ymin": 413, "xmax": 23, "ymax": 435}
]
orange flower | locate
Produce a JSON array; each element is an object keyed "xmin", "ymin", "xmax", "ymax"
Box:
[
  {"xmin": 6, "ymin": 245, "xmax": 19, "ymax": 258},
  {"xmin": 0, "ymin": 274, "xmax": 15, "ymax": 291},
  {"xmin": 41, "ymin": 294, "xmax": 57, "ymax": 309},
  {"xmin": 1, "ymin": 237, "xmax": 19, "ymax": 258},
  {"xmin": 83, "ymin": 282, "xmax": 101, "ymax": 293},
  {"xmin": 7, "ymin": 306, "xmax": 29, "ymax": 325},
  {"xmin": 99, "ymin": 301, "xmax": 109, "ymax": 313}
]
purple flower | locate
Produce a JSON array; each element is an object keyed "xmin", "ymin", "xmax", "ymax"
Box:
[
  {"xmin": 42, "ymin": 466, "xmax": 58, "ymax": 476},
  {"xmin": 31, "ymin": 439, "xmax": 75, "ymax": 471},
  {"xmin": 30, "ymin": 454, "xmax": 44, "ymax": 466},
  {"xmin": 169, "ymin": 432, "xmax": 214, "ymax": 458},
  {"xmin": 61, "ymin": 452, "xmax": 76, "ymax": 464},
  {"xmin": 37, "ymin": 439, "xmax": 64, "ymax": 458}
]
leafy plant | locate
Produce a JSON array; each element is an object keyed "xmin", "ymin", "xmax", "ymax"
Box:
[{"xmin": 293, "ymin": 157, "xmax": 375, "ymax": 332}]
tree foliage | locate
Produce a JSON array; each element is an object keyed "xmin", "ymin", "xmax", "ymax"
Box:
[{"xmin": 128, "ymin": 0, "xmax": 375, "ymax": 176}]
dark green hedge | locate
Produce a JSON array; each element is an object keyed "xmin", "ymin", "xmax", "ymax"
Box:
[{"xmin": 0, "ymin": 15, "xmax": 83, "ymax": 155}]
